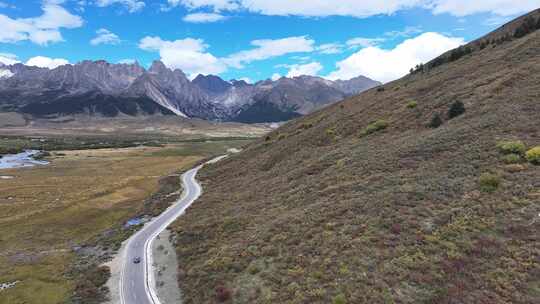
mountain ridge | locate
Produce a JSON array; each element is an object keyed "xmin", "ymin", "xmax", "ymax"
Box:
[{"xmin": 0, "ymin": 60, "xmax": 380, "ymax": 123}]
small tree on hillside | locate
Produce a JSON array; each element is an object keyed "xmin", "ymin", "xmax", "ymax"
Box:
[
  {"xmin": 428, "ymin": 113, "xmax": 443, "ymax": 128},
  {"xmin": 448, "ymin": 100, "xmax": 466, "ymax": 119}
]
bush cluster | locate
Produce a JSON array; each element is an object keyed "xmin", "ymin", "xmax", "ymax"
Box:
[
  {"xmin": 360, "ymin": 120, "xmax": 388, "ymax": 137},
  {"xmin": 479, "ymin": 173, "xmax": 501, "ymax": 193},
  {"xmin": 428, "ymin": 113, "xmax": 443, "ymax": 128},
  {"xmin": 496, "ymin": 140, "xmax": 540, "ymax": 165},
  {"xmin": 448, "ymin": 101, "xmax": 466, "ymax": 119},
  {"xmin": 514, "ymin": 16, "xmax": 540, "ymax": 38},
  {"xmin": 503, "ymin": 154, "xmax": 522, "ymax": 164},
  {"xmin": 74, "ymin": 265, "xmax": 111, "ymax": 303},
  {"xmin": 406, "ymin": 100, "xmax": 418, "ymax": 109},
  {"xmin": 333, "ymin": 294, "xmax": 347, "ymax": 304},
  {"xmin": 526, "ymin": 147, "xmax": 540, "ymax": 165},
  {"xmin": 496, "ymin": 141, "xmax": 526, "ymax": 155},
  {"xmin": 429, "ymin": 46, "xmax": 473, "ymax": 70},
  {"xmin": 410, "ymin": 63, "xmax": 424, "ymax": 74}
]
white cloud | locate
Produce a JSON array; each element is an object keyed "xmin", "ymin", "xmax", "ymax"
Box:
[
  {"xmin": 428, "ymin": 0, "xmax": 540, "ymax": 17},
  {"xmin": 290, "ymin": 55, "xmax": 311, "ymax": 62},
  {"xmin": 183, "ymin": 12, "xmax": 227, "ymax": 23},
  {"xmin": 206, "ymin": 0, "xmax": 422, "ymax": 17},
  {"xmin": 346, "ymin": 37, "xmax": 386, "ymax": 49},
  {"xmin": 238, "ymin": 77, "xmax": 252, "ymax": 83},
  {"xmin": 90, "ymin": 28, "xmax": 121, "ymax": 45},
  {"xmin": 138, "ymin": 35, "xmax": 318, "ymax": 78},
  {"xmin": 95, "ymin": 0, "xmax": 145, "ymax": 12},
  {"xmin": 172, "ymin": 0, "xmax": 239, "ymax": 11},
  {"xmin": 26, "ymin": 56, "xmax": 70, "ymax": 69},
  {"xmin": 271, "ymin": 73, "xmax": 281, "ymax": 81},
  {"xmin": 172, "ymin": 1, "xmax": 540, "ymax": 17},
  {"xmin": 327, "ymin": 32, "xmax": 465, "ymax": 83},
  {"xmin": 0, "ymin": 53, "xmax": 20, "ymax": 65},
  {"xmin": 384, "ymin": 26, "xmax": 423, "ymax": 39},
  {"xmin": 139, "ymin": 36, "xmax": 226, "ymax": 78},
  {"xmin": 285, "ymin": 62, "xmax": 323, "ymax": 78},
  {"xmin": 317, "ymin": 43, "xmax": 343, "ymax": 54},
  {"xmin": 118, "ymin": 58, "xmax": 136, "ymax": 64},
  {"xmin": 224, "ymin": 36, "xmax": 315, "ymax": 68},
  {"xmin": 0, "ymin": 3, "xmax": 83, "ymax": 45}
]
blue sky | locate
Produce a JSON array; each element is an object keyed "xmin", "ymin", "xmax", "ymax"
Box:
[{"xmin": 0, "ymin": 1, "xmax": 538, "ymax": 83}]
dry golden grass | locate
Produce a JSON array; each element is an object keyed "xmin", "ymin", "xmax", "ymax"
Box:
[
  {"xmin": 172, "ymin": 12, "xmax": 540, "ymax": 304},
  {"xmin": 0, "ymin": 142, "xmax": 226, "ymax": 304}
]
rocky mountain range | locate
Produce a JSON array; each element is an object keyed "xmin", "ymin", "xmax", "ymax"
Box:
[{"xmin": 0, "ymin": 60, "xmax": 380, "ymax": 123}]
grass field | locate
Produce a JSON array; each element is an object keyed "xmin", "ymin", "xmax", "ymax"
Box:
[{"xmin": 0, "ymin": 138, "xmax": 250, "ymax": 304}]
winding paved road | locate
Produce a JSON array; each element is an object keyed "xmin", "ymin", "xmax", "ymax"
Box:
[{"xmin": 119, "ymin": 156, "xmax": 226, "ymax": 304}]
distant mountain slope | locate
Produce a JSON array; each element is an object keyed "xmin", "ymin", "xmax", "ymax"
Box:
[
  {"xmin": 0, "ymin": 60, "xmax": 379, "ymax": 122},
  {"xmin": 192, "ymin": 74, "xmax": 232, "ymax": 96},
  {"xmin": 172, "ymin": 9, "xmax": 540, "ymax": 304},
  {"xmin": 0, "ymin": 60, "xmax": 217, "ymax": 119},
  {"xmin": 194, "ymin": 74, "xmax": 381, "ymax": 123}
]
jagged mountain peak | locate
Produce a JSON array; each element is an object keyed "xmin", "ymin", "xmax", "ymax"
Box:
[
  {"xmin": 149, "ymin": 60, "xmax": 169, "ymax": 74},
  {"xmin": 0, "ymin": 57, "xmax": 380, "ymax": 122},
  {"xmin": 193, "ymin": 74, "xmax": 232, "ymax": 95},
  {"xmin": 230, "ymin": 79, "xmax": 251, "ymax": 88}
]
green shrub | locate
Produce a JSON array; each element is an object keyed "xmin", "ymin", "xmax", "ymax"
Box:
[
  {"xmin": 333, "ymin": 294, "xmax": 347, "ymax": 304},
  {"xmin": 449, "ymin": 46, "xmax": 473, "ymax": 62},
  {"xmin": 448, "ymin": 101, "xmax": 465, "ymax": 119},
  {"xmin": 503, "ymin": 154, "xmax": 522, "ymax": 164},
  {"xmin": 247, "ymin": 263, "xmax": 260, "ymax": 274},
  {"xmin": 526, "ymin": 146, "xmax": 540, "ymax": 165},
  {"xmin": 326, "ymin": 127, "xmax": 338, "ymax": 138},
  {"xmin": 428, "ymin": 113, "xmax": 443, "ymax": 128},
  {"xmin": 479, "ymin": 173, "xmax": 501, "ymax": 193},
  {"xmin": 496, "ymin": 141, "xmax": 526, "ymax": 155},
  {"xmin": 406, "ymin": 100, "xmax": 418, "ymax": 109},
  {"xmin": 360, "ymin": 120, "xmax": 388, "ymax": 137},
  {"xmin": 410, "ymin": 63, "xmax": 424, "ymax": 74}
]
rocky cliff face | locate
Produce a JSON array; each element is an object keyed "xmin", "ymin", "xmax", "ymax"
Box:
[
  {"xmin": 332, "ymin": 75, "xmax": 383, "ymax": 95},
  {"xmin": 0, "ymin": 60, "xmax": 214, "ymax": 118},
  {"xmin": 192, "ymin": 74, "xmax": 232, "ymax": 96},
  {"xmin": 0, "ymin": 60, "xmax": 380, "ymax": 122},
  {"xmin": 194, "ymin": 74, "xmax": 381, "ymax": 123},
  {"xmin": 124, "ymin": 61, "xmax": 225, "ymax": 118}
]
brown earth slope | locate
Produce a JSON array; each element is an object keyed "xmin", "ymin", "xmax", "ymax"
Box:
[{"xmin": 172, "ymin": 10, "xmax": 540, "ymax": 304}]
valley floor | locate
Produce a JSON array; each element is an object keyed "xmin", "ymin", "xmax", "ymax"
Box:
[{"xmin": 0, "ymin": 134, "xmax": 254, "ymax": 304}]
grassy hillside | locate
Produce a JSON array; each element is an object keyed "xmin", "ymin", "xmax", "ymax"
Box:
[{"xmin": 172, "ymin": 10, "xmax": 540, "ymax": 304}]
